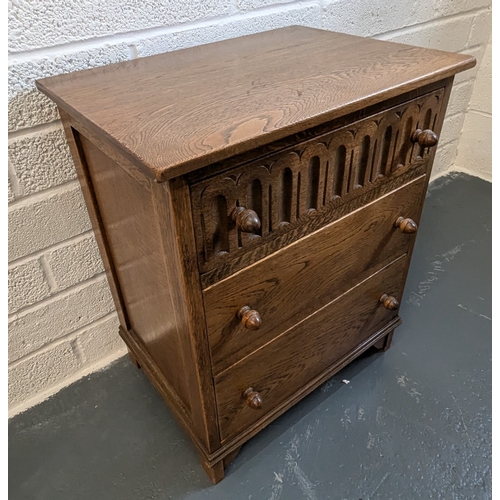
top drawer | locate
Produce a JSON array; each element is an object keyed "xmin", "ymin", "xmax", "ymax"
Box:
[{"xmin": 190, "ymin": 88, "xmax": 444, "ymax": 285}]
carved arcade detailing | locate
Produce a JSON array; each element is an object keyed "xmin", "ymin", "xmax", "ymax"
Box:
[{"xmin": 190, "ymin": 89, "xmax": 443, "ymax": 274}]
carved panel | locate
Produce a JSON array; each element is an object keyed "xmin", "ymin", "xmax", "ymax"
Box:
[{"xmin": 190, "ymin": 89, "xmax": 444, "ymax": 275}]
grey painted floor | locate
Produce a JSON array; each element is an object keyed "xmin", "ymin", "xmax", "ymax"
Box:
[{"xmin": 9, "ymin": 173, "xmax": 491, "ymax": 500}]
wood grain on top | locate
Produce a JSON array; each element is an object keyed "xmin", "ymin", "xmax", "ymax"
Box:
[{"xmin": 36, "ymin": 26, "xmax": 475, "ymax": 181}]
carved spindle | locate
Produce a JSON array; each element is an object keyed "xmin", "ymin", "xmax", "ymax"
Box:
[
  {"xmin": 237, "ymin": 305, "xmax": 262, "ymax": 330},
  {"xmin": 231, "ymin": 206, "xmax": 261, "ymax": 233},
  {"xmin": 242, "ymin": 387, "xmax": 263, "ymax": 409},
  {"xmin": 411, "ymin": 129, "xmax": 438, "ymax": 148},
  {"xmin": 394, "ymin": 216, "xmax": 418, "ymax": 234},
  {"xmin": 379, "ymin": 293, "xmax": 400, "ymax": 310}
]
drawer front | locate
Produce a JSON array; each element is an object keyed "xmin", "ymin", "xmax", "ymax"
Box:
[
  {"xmin": 204, "ymin": 175, "xmax": 425, "ymax": 374},
  {"xmin": 215, "ymin": 255, "xmax": 408, "ymax": 442},
  {"xmin": 191, "ymin": 88, "xmax": 443, "ymax": 280}
]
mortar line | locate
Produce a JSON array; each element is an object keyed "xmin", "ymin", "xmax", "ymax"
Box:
[
  {"xmin": 446, "ymin": 165, "xmax": 491, "ymax": 183},
  {"xmin": 435, "ymin": 138, "xmax": 458, "ymax": 150},
  {"xmin": 8, "ymin": 229, "xmax": 96, "ymax": 267},
  {"xmin": 465, "ymin": 109, "xmax": 491, "ymax": 118},
  {"xmin": 8, "ymin": 120, "xmax": 62, "ymax": 141},
  {"xmin": 443, "ymin": 110, "xmax": 466, "ymax": 121},
  {"xmin": 8, "ymin": 272, "xmax": 108, "ymax": 320},
  {"xmin": 8, "ymin": 311, "xmax": 119, "ymax": 368},
  {"xmin": 452, "ymin": 79, "xmax": 475, "ymax": 89},
  {"xmin": 460, "ymin": 42, "xmax": 487, "ymax": 53},
  {"xmin": 373, "ymin": 6, "xmax": 489, "ymax": 40},
  {"xmin": 71, "ymin": 337, "xmax": 86, "ymax": 363},
  {"xmin": 8, "ymin": 346, "xmax": 126, "ymax": 418},
  {"xmin": 39, "ymin": 254, "xmax": 59, "ymax": 294},
  {"xmin": 128, "ymin": 44, "xmax": 138, "ymax": 60},
  {"xmin": 7, "ymin": 179, "xmax": 81, "ymax": 211},
  {"xmin": 8, "ymin": 158, "xmax": 22, "ymax": 198},
  {"xmin": 8, "ymin": 0, "xmax": 320, "ymax": 63}
]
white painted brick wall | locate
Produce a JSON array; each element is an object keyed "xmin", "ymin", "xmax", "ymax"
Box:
[
  {"xmin": 9, "ymin": 276, "xmax": 114, "ymax": 362},
  {"xmin": 7, "ymin": 0, "xmax": 491, "ymax": 415},
  {"xmin": 8, "ymin": 258, "xmax": 51, "ymax": 314},
  {"xmin": 455, "ymin": 33, "xmax": 491, "ymax": 180},
  {"xmin": 9, "ymin": 45, "xmax": 130, "ymax": 131},
  {"xmin": 9, "ymin": 126, "xmax": 76, "ymax": 196},
  {"xmin": 9, "ymin": 184, "xmax": 91, "ymax": 260},
  {"xmin": 46, "ymin": 235, "xmax": 104, "ymax": 292}
]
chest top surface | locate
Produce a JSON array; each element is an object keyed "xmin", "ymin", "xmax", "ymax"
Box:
[{"xmin": 36, "ymin": 26, "xmax": 474, "ymax": 181}]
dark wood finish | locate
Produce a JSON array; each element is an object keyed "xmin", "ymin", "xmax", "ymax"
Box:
[
  {"xmin": 200, "ymin": 445, "xmax": 242, "ymax": 484},
  {"xmin": 373, "ymin": 330, "xmax": 395, "ymax": 351},
  {"xmin": 58, "ymin": 110, "xmax": 130, "ymax": 330},
  {"xmin": 204, "ymin": 176, "xmax": 425, "ymax": 374},
  {"xmin": 379, "ymin": 294, "xmax": 400, "ymax": 310},
  {"xmin": 411, "ymin": 128, "xmax": 439, "ymax": 148},
  {"xmin": 151, "ymin": 176, "xmax": 222, "ymax": 453},
  {"xmin": 215, "ymin": 256, "xmax": 408, "ymax": 442},
  {"xmin": 222, "ymin": 446, "xmax": 242, "ymax": 469},
  {"xmin": 119, "ymin": 317, "xmax": 400, "ymax": 471},
  {"xmin": 395, "ymin": 216, "xmax": 418, "ymax": 233},
  {"xmin": 60, "ymin": 121, "xmax": 221, "ymax": 456},
  {"xmin": 200, "ymin": 456, "xmax": 225, "ymax": 484},
  {"xmin": 127, "ymin": 348, "xmax": 141, "ymax": 369},
  {"xmin": 237, "ymin": 306, "xmax": 262, "ymax": 331},
  {"xmin": 231, "ymin": 207, "xmax": 261, "ymax": 233},
  {"xmin": 37, "ymin": 27, "xmax": 474, "ymax": 182},
  {"xmin": 242, "ymin": 388, "xmax": 263, "ymax": 409},
  {"xmin": 191, "ymin": 88, "xmax": 444, "ymax": 276},
  {"xmin": 37, "ymin": 28, "xmax": 475, "ymax": 484},
  {"xmin": 199, "ymin": 164, "xmax": 426, "ymax": 288},
  {"xmin": 186, "ymin": 78, "xmax": 452, "ymax": 186}
]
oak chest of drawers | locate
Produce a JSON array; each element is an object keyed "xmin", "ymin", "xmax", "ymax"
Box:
[{"xmin": 36, "ymin": 26, "xmax": 475, "ymax": 483}]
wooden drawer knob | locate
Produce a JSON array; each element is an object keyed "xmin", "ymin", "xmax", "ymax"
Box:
[
  {"xmin": 411, "ymin": 128, "xmax": 438, "ymax": 148},
  {"xmin": 394, "ymin": 216, "xmax": 418, "ymax": 234},
  {"xmin": 231, "ymin": 206, "xmax": 261, "ymax": 233},
  {"xmin": 243, "ymin": 387, "xmax": 263, "ymax": 409},
  {"xmin": 237, "ymin": 305, "xmax": 262, "ymax": 330},
  {"xmin": 380, "ymin": 293, "xmax": 399, "ymax": 310}
]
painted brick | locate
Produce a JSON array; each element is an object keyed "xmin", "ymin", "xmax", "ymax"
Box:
[
  {"xmin": 322, "ymin": 0, "xmax": 437, "ymax": 37},
  {"xmin": 378, "ymin": 16, "xmax": 473, "ymax": 53},
  {"xmin": 447, "ymin": 81, "xmax": 475, "ymax": 116},
  {"xmin": 237, "ymin": 0, "xmax": 294, "ymax": 12},
  {"xmin": 8, "ymin": 126, "xmax": 76, "ymax": 197},
  {"xmin": 8, "ymin": 258, "xmax": 50, "ymax": 314},
  {"xmin": 8, "ymin": 339, "xmax": 82, "ymax": 407},
  {"xmin": 8, "ymin": 185, "xmax": 92, "ymax": 261},
  {"xmin": 8, "ymin": 91, "xmax": 60, "ymax": 133},
  {"xmin": 432, "ymin": 141, "xmax": 458, "ymax": 179},
  {"xmin": 78, "ymin": 315, "xmax": 125, "ymax": 364},
  {"xmin": 455, "ymin": 111, "xmax": 491, "ymax": 181},
  {"xmin": 457, "ymin": 111, "xmax": 492, "ymax": 165},
  {"xmin": 8, "ymin": 277, "xmax": 114, "ymax": 363},
  {"xmin": 134, "ymin": 4, "xmax": 322, "ymax": 57},
  {"xmin": 8, "ymin": 0, "xmax": 233, "ymax": 52},
  {"xmin": 440, "ymin": 112, "xmax": 466, "ymax": 146},
  {"xmin": 46, "ymin": 236, "xmax": 104, "ymax": 292},
  {"xmin": 8, "ymin": 44, "xmax": 130, "ymax": 131},
  {"xmin": 468, "ymin": 38, "xmax": 491, "ymax": 113},
  {"xmin": 8, "ymin": 176, "xmax": 15, "ymax": 203},
  {"xmin": 467, "ymin": 9, "xmax": 492, "ymax": 48},
  {"xmin": 455, "ymin": 44, "xmax": 486, "ymax": 84},
  {"xmin": 433, "ymin": 0, "xmax": 491, "ymax": 17}
]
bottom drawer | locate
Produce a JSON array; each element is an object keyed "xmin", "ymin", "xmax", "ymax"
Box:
[{"xmin": 215, "ymin": 255, "xmax": 408, "ymax": 442}]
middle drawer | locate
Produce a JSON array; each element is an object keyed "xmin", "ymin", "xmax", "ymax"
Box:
[{"xmin": 204, "ymin": 174, "xmax": 425, "ymax": 374}]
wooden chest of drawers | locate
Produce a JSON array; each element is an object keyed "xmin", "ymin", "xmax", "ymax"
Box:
[{"xmin": 36, "ymin": 26, "xmax": 475, "ymax": 483}]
